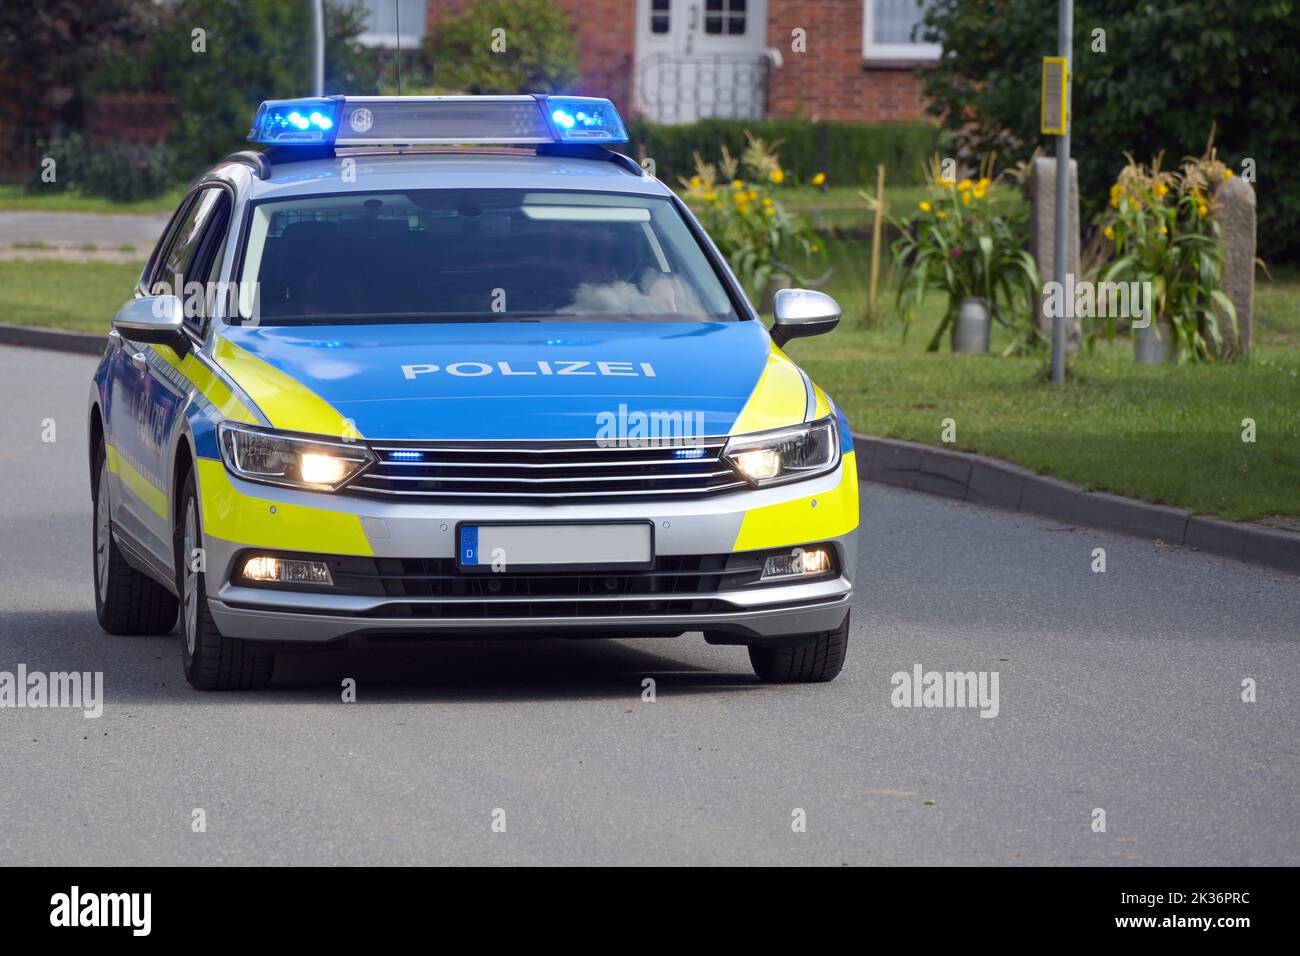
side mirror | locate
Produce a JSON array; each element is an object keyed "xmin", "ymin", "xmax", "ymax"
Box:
[
  {"xmin": 113, "ymin": 295, "xmax": 187, "ymax": 348},
  {"xmin": 771, "ymin": 289, "xmax": 841, "ymax": 347}
]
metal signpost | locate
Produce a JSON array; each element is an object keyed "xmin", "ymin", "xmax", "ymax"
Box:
[{"xmin": 1043, "ymin": 2, "xmax": 1073, "ymax": 385}]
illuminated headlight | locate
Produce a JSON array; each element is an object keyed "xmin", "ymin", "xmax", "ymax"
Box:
[
  {"xmin": 241, "ymin": 555, "xmax": 333, "ymax": 586},
  {"xmin": 219, "ymin": 423, "xmax": 372, "ymax": 491},
  {"xmin": 723, "ymin": 417, "xmax": 839, "ymax": 487},
  {"xmin": 761, "ymin": 547, "xmax": 833, "ymax": 581}
]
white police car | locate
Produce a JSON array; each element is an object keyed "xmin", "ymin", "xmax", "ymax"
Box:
[{"xmin": 88, "ymin": 94, "xmax": 858, "ymax": 690}]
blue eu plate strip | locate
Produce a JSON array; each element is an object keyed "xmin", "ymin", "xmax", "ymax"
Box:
[{"xmin": 460, "ymin": 526, "xmax": 479, "ymax": 565}]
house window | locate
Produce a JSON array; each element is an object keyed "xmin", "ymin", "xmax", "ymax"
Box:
[
  {"xmin": 650, "ymin": 0, "xmax": 670, "ymax": 34},
  {"xmin": 356, "ymin": 0, "xmax": 427, "ymax": 50},
  {"xmin": 705, "ymin": 0, "xmax": 748, "ymax": 36},
  {"xmin": 864, "ymin": 0, "xmax": 941, "ymax": 61}
]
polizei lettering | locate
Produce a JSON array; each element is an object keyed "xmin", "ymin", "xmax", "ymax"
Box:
[{"xmin": 401, "ymin": 360, "xmax": 657, "ymax": 379}]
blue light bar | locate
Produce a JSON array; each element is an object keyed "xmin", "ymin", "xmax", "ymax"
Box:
[
  {"xmin": 543, "ymin": 96, "xmax": 628, "ymax": 144},
  {"xmin": 248, "ymin": 98, "xmax": 339, "ymax": 145},
  {"xmin": 247, "ymin": 95, "xmax": 628, "ymax": 148}
]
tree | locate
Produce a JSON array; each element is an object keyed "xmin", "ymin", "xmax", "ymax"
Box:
[
  {"xmin": 427, "ymin": 0, "xmax": 580, "ymax": 94},
  {"xmin": 919, "ymin": 0, "xmax": 1300, "ymax": 260},
  {"xmin": 92, "ymin": 0, "xmax": 379, "ymax": 175}
]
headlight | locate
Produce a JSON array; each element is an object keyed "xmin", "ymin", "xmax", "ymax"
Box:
[
  {"xmin": 218, "ymin": 423, "xmax": 373, "ymax": 491},
  {"xmin": 722, "ymin": 417, "xmax": 839, "ymax": 487}
]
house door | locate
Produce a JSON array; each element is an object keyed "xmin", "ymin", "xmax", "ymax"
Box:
[{"xmin": 634, "ymin": 0, "xmax": 770, "ymax": 124}]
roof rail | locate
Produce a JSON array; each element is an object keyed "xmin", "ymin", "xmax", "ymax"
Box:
[{"xmin": 219, "ymin": 150, "xmax": 272, "ymax": 180}]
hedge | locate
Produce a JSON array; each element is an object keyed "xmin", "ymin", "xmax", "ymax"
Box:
[{"xmin": 621, "ymin": 118, "xmax": 943, "ymax": 189}]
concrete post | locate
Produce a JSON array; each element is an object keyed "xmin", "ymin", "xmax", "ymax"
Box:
[
  {"xmin": 1213, "ymin": 175, "xmax": 1256, "ymax": 360},
  {"xmin": 1029, "ymin": 156, "xmax": 1081, "ymax": 346}
]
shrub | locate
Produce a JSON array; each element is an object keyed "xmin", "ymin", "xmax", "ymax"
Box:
[
  {"xmin": 679, "ymin": 134, "xmax": 827, "ymax": 298},
  {"xmin": 24, "ymin": 135, "xmax": 85, "ymax": 193},
  {"xmin": 625, "ymin": 118, "xmax": 941, "ymax": 189},
  {"xmin": 888, "ymin": 157, "xmax": 1041, "ymax": 352},
  {"xmin": 426, "ymin": 0, "xmax": 579, "ymax": 94},
  {"xmin": 1094, "ymin": 145, "xmax": 1236, "ymax": 362},
  {"xmin": 81, "ymin": 142, "xmax": 177, "ymax": 202}
]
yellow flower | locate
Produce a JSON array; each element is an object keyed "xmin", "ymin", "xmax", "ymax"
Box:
[
  {"xmin": 1223, "ymin": 168, "xmax": 1233, "ymax": 180},
  {"xmin": 961, "ymin": 190, "xmax": 972, "ymax": 207},
  {"xmin": 957, "ymin": 178, "xmax": 973, "ymax": 192},
  {"xmin": 762, "ymin": 196, "xmax": 774, "ymax": 206},
  {"xmin": 1155, "ymin": 183, "xmax": 1169, "ymax": 197},
  {"xmin": 770, "ymin": 168, "xmax": 785, "ymax": 184},
  {"xmin": 1110, "ymin": 195, "xmax": 1120, "ymax": 209},
  {"xmin": 919, "ymin": 200, "xmax": 932, "ymax": 212},
  {"xmin": 936, "ymin": 210, "xmax": 947, "ymax": 219},
  {"xmin": 703, "ymin": 191, "xmax": 717, "ymax": 201},
  {"xmin": 972, "ymin": 182, "xmax": 987, "ymax": 199},
  {"xmin": 747, "ymin": 190, "xmax": 758, "ymax": 202},
  {"xmin": 731, "ymin": 179, "xmax": 743, "ymax": 190},
  {"xmin": 977, "ymin": 177, "xmax": 991, "ymax": 190},
  {"xmin": 764, "ymin": 206, "xmax": 776, "ymax": 217},
  {"xmin": 689, "ymin": 175, "xmax": 703, "ymax": 189},
  {"xmin": 1198, "ymin": 202, "xmax": 1209, "ymax": 218},
  {"xmin": 1160, "ymin": 224, "xmax": 1168, "ymax": 235},
  {"xmin": 1103, "ymin": 225, "xmax": 1115, "ymax": 241},
  {"xmin": 810, "ymin": 172, "xmax": 826, "ymax": 186}
]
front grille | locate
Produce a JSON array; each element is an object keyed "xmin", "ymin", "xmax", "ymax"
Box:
[{"xmin": 348, "ymin": 438, "xmax": 746, "ymax": 502}]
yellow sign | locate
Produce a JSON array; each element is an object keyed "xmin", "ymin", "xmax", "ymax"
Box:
[{"xmin": 1041, "ymin": 56, "xmax": 1068, "ymax": 135}]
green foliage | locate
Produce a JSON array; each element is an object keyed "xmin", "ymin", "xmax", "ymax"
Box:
[
  {"xmin": 626, "ymin": 118, "xmax": 942, "ymax": 190},
  {"xmin": 90, "ymin": 0, "xmax": 379, "ymax": 175},
  {"xmin": 1094, "ymin": 152, "xmax": 1236, "ymax": 361},
  {"xmin": 919, "ymin": 0, "xmax": 1300, "ymax": 261},
  {"xmin": 426, "ymin": 0, "xmax": 580, "ymax": 94},
  {"xmin": 0, "ymin": 0, "xmax": 151, "ymax": 132},
  {"xmin": 887, "ymin": 160, "xmax": 1040, "ymax": 352},
  {"xmin": 24, "ymin": 134, "xmax": 174, "ymax": 201},
  {"xmin": 679, "ymin": 134, "xmax": 827, "ymax": 298}
]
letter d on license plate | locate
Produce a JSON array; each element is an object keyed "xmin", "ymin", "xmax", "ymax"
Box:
[{"xmin": 457, "ymin": 522, "xmax": 653, "ymax": 572}]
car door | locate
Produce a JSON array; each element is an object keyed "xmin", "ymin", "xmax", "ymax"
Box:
[{"xmin": 106, "ymin": 187, "xmax": 231, "ymax": 575}]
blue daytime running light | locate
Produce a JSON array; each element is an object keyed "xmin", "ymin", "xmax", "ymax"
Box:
[
  {"xmin": 543, "ymin": 96, "xmax": 628, "ymax": 144},
  {"xmin": 248, "ymin": 98, "xmax": 339, "ymax": 145},
  {"xmin": 388, "ymin": 450, "xmax": 425, "ymax": 462},
  {"xmin": 674, "ymin": 447, "xmax": 706, "ymax": 459}
]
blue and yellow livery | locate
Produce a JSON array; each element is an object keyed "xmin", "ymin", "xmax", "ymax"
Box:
[{"xmin": 87, "ymin": 95, "xmax": 858, "ymax": 690}]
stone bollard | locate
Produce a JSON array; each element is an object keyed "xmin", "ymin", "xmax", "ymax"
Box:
[
  {"xmin": 1028, "ymin": 157, "xmax": 1081, "ymax": 347},
  {"xmin": 1213, "ymin": 176, "xmax": 1255, "ymax": 360}
]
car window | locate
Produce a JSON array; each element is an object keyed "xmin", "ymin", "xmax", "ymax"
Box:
[
  {"xmin": 151, "ymin": 188, "xmax": 226, "ymax": 300},
  {"xmin": 181, "ymin": 191, "xmax": 233, "ymax": 335},
  {"xmin": 234, "ymin": 189, "xmax": 740, "ymax": 325}
]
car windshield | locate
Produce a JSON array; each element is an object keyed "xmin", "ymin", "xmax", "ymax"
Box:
[{"xmin": 234, "ymin": 188, "xmax": 740, "ymax": 325}]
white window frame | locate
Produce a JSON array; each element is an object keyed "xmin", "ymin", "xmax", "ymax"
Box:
[{"xmin": 863, "ymin": 0, "xmax": 942, "ymax": 61}]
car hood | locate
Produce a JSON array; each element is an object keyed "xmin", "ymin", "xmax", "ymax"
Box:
[{"xmin": 213, "ymin": 321, "xmax": 809, "ymax": 441}]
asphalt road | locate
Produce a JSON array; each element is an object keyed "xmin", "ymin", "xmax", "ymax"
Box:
[{"xmin": 1, "ymin": 343, "xmax": 1296, "ymax": 866}]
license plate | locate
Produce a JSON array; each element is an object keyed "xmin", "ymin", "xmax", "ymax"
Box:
[{"xmin": 457, "ymin": 522, "xmax": 654, "ymax": 572}]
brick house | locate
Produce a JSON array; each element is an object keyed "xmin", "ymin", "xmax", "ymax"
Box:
[{"xmin": 358, "ymin": 0, "xmax": 936, "ymax": 124}]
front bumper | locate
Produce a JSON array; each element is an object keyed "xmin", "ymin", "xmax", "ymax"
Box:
[{"xmin": 197, "ymin": 451, "xmax": 859, "ymax": 644}]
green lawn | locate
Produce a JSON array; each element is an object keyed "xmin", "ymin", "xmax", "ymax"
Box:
[
  {"xmin": 786, "ymin": 260, "xmax": 1300, "ymax": 521},
  {"xmin": 0, "ymin": 259, "xmax": 143, "ymax": 332},
  {"xmin": 1, "ymin": 250, "xmax": 1296, "ymax": 521},
  {"xmin": 0, "ymin": 183, "xmax": 185, "ymax": 215}
]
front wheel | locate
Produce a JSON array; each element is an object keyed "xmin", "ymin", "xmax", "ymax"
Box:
[
  {"xmin": 93, "ymin": 444, "xmax": 179, "ymax": 635},
  {"xmin": 176, "ymin": 466, "xmax": 274, "ymax": 691},
  {"xmin": 748, "ymin": 612, "xmax": 849, "ymax": 683}
]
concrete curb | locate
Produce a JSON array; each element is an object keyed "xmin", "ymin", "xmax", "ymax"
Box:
[
  {"xmin": 853, "ymin": 433, "xmax": 1300, "ymax": 575},
  {"xmin": 0, "ymin": 323, "xmax": 107, "ymax": 356}
]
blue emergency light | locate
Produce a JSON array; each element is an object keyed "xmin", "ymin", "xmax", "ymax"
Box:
[{"xmin": 247, "ymin": 94, "xmax": 628, "ymax": 147}]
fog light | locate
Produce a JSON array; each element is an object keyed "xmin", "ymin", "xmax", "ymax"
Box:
[
  {"xmin": 761, "ymin": 547, "xmax": 832, "ymax": 580},
  {"xmin": 241, "ymin": 556, "xmax": 333, "ymax": 586}
]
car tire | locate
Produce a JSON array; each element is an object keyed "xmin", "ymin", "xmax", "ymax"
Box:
[
  {"xmin": 176, "ymin": 465, "xmax": 274, "ymax": 691},
  {"xmin": 93, "ymin": 443, "xmax": 179, "ymax": 636},
  {"xmin": 748, "ymin": 612, "xmax": 849, "ymax": 683}
]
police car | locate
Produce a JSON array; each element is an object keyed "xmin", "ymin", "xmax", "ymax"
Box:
[{"xmin": 88, "ymin": 94, "xmax": 858, "ymax": 690}]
